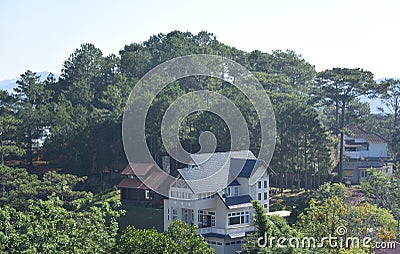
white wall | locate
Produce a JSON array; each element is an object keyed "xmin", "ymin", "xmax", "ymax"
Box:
[
  {"xmin": 345, "ymin": 143, "xmax": 387, "ymax": 159},
  {"xmin": 248, "ymin": 169, "xmax": 269, "ymax": 211}
]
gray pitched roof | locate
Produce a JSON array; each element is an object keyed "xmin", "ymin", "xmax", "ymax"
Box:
[
  {"xmin": 228, "ymin": 179, "xmax": 240, "ymax": 186},
  {"xmin": 220, "ymin": 194, "xmax": 252, "ymax": 207},
  {"xmin": 230, "ymin": 158, "xmax": 267, "ymax": 178},
  {"xmin": 345, "ymin": 125, "xmax": 387, "ymax": 144},
  {"xmin": 177, "ymin": 150, "xmax": 256, "ymax": 194}
]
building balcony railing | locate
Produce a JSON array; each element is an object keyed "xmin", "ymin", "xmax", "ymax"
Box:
[{"xmin": 198, "ymin": 225, "xmax": 255, "ymax": 236}]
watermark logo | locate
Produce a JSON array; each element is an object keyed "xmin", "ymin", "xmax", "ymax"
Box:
[
  {"xmin": 257, "ymin": 226, "xmax": 397, "ymax": 250},
  {"xmin": 122, "ymin": 54, "xmax": 276, "ymax": 198},
  {"xmin": 336, "ymin": 225, "xmax": 347, "ymax": 236}
]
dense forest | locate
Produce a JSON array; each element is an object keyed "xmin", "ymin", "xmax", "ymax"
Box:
[
  {"xmin": 0, "ymin": 30, "xmax": 399, "ymax": 253},
  {"xmin": 1, "ymin": 31, "xmax": 399, "ymax": 185}
]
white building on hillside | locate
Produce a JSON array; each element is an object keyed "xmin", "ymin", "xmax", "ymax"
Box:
[
  {"xmin": 343, "ymin": 125, "xmax": 394, "ymax": 183},
  {"xmin": 163, "ymin": 150, "xmax": 273, "ymax": 254}
]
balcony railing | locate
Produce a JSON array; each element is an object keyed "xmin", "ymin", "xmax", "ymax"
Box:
[{"xmin": 198, "ymin": 225, "xmax": 255, "ymax": 236}]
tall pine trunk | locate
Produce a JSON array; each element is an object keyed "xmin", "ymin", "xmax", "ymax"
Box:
[
  {"xmin": 0, "ymin": 132, "xmax": 3, "ymax": 165},
  {"xmin": 27, "ymin": 130, "xmax": 33, "ymax": 170},
  {"xmin": 338, "ymin": 103, "xmax": 345, "ymax": 183},
  {"xmin": 304, "ymin": 133, "xmax": 308, "ymax": 191}
]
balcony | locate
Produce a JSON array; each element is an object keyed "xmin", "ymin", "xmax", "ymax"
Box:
[{"xmin": 198, "ymin": 225, "xmax": 255, "ymax": 236}]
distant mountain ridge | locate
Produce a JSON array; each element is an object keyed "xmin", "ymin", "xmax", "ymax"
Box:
[{"xmin": 0, "ymin": 71, "xmax": 59, "ymax": 93}]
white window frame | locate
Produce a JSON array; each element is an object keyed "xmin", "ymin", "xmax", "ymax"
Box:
[
  {"xmin": 172, "ymin": 208, "xmax": 178, "ymax": 221},
  {"xmin": 227, "ymin": 211, "xmax": 249, "ymax": 226},
  {"xmin": 233, "ymin": 186, "xmax": 239, "ymax": 196},
  {"xmin": 224, "ymin": 187, "xmax": 231, "ymax": 197},
  {"xmin": 145, "ymin": 190, "xmax": 151, "ymax": 200}
]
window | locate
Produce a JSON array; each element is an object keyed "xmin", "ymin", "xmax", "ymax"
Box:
[
  {"xmin": 361, "ymin": 171, "xmax": 368, "ymax": 178},
  {"xmin": 264, "ymin": 180, "xmax": 267, "ymax": 188},
  {"xmin": 224, "ymin": 187, "xmax": 231, "ymax": 197},
  {"xmin": 228, "ymin": 211, "xmax": 249, "ymax": 225},
  {"xmin": 198, "ymin": 210, "xmax": 215, "ymax": 228},
  {"xmin": 183, "ymin": 209, "xmax": 189, "ymax": 224},
  {"xmin": 207, "ymin": 241, "xmax": 222, "ymax": 246},
  {"xmin": 258, "ymin": 193, "xmax": 261, "ymax": 200},
  {"xmin": 211, "ymin": 216, "xmax": 216, "ymax": 227},
  {"xmin": 167, "ymin": 208, "xmax": 170, "ymax": 220},
  {"xmin": 264, "ymin": 192, "xmax": 268, "ymax": 200},
  {"xmin": 234, "ymin": 186, "xmax": 239, "ymax": 196},
  {"xmin": 264, "ymin": 204, "xmax": 268, "ymax": 209},
  {"xmin": 145, "ymin": 190, "xmax": 151, "ymax": 200},
  {"xmin": 172, "ymin": 208, "xmax": 178, "ymax": 221},
  {"xmin": 197, "ymin": 192, "xmax": 213, "ymax": 199},
  {"xmin": 258, "ymin": 181, "xmax": 262, "ymax": 189}
]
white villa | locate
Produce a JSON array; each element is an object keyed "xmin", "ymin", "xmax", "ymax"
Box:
[
  {"xmin": 163, "ymin": 150, "xmax": 273, "ymax": 254},
  {"xmin": 343, "ymin": 125, "xmax": 394, "ymax": 184}
]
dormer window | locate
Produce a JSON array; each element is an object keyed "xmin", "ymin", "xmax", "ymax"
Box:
[
  {"xmin": 224, "ymin": 187, "xmax": 231, "ymax": 197},
  {"xmin": 233, "ymin": 186, "xmax": 239, "ymax": 196}
]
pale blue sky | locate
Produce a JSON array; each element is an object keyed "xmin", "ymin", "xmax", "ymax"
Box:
[{"xmin": 0, "ymin": 0, "xmax": 399, "ymax": 80}]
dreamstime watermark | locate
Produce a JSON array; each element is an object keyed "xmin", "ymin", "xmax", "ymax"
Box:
[
  {"xmin": 122, "ymin": 54, "xmax": 276, "ymax": 198},
  {"xmin": 257, "ymin": 226, "xmax": 397, "ymax": 250}
]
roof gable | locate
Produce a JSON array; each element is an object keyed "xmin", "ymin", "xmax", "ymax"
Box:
[
  {"xmin": 120, "ymin": 163, "xmax": 169, "ymax": 195},
  {"xmin": 121, "ymin": 163, "xmax": 157, "ymax": 177},
  {"xmin": 177, "ymin": 150, "xmax": 256, "ymax": 194},
  {"xmin": 233, "ymin": 158, "xmax": 257, "ymax": 178},
  {"xmin": 345, "ymin": 125, "xmax": 386, "ymax": 144},
  {"xmin": 228, "ymin": 179, "xmax": 240, "ymax": 186}
]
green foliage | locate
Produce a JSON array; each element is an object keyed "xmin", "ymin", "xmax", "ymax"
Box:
[
  {"xmin": 0, "ymin": 196, "xmax": 120, "ymax": 253},
  {"xmin": 297, "ymin": 195, "xmax": 397, "ymax": 253},
  {"xmin": 361, "ymin": 168, "xmax": 400, "ymax": 221},
  {"xmin": 0, "ymin": 165, "xmax": 122, "ymax": 253},
  {"xmin": 375, "ymin": 78, "xmax": 400, "ymax": 157},
  {"xmin": 115, "ymin": 220, "xmax": 213, "ymax": 254},
  {"xmin": 2, "ymin": 29, "xmax": 399, "ymax": 253},
  {"xmin": 312, "ymin": 68, "xmax": 376, "ymax": 182},
  {"xmin": 252, "ymin": 200, "xmax": 269, "ymax": 237},
  {"xmin": 297, "ymin": 196, "xmax": 348, "ymax": 238},
  {"xmin": 311, "ymin": 182, "xmax": 349, "ymax": 201},
  {"xmin": 165, "ymin": 220, "xmax": 214, "ymax": 254},
  {"xmin": 271, "ymin": 95, "xmax": 333, "ymax": 190},
  {"xmin": 346, "ymin": 201, "xmax": 397, "ymax": 242},
  {"xmin": 244, "ymin": 200, "xmax": 303, "ymax": 254},
  {"xmin": 115, "ymin": 226, "xmax": 175, "ymax": 254},
  {"xmin": 14, "ymin": 70, "xmax": 52, "ymax": 168},
  {"xmin": 0, "ymin": 165, "xmax": 91, "ymax": 211},
  {"xmin": 0, "ymin": 90, "xmax": 24, "ymax": 164}
]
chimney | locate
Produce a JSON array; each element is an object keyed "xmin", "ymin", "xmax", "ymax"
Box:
[{"xmin": 162, "ymin": 156, "xmax": 170, "ymax": 175}]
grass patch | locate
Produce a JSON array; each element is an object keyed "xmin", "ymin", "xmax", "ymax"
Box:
[
  {"xmin": 118, "ymin": 202, "xmax": 164, "ymax": 232},
  {"xmin": 93, "ymin": 190, "xmax": 163, "ymax": 232},
  {"xmin": 270, "ymin": 188, "xmax": 309, "ymax": 211},
  {"xmin": 269, "ymin": 188, "xmax": 311, "ymax": 225}
]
